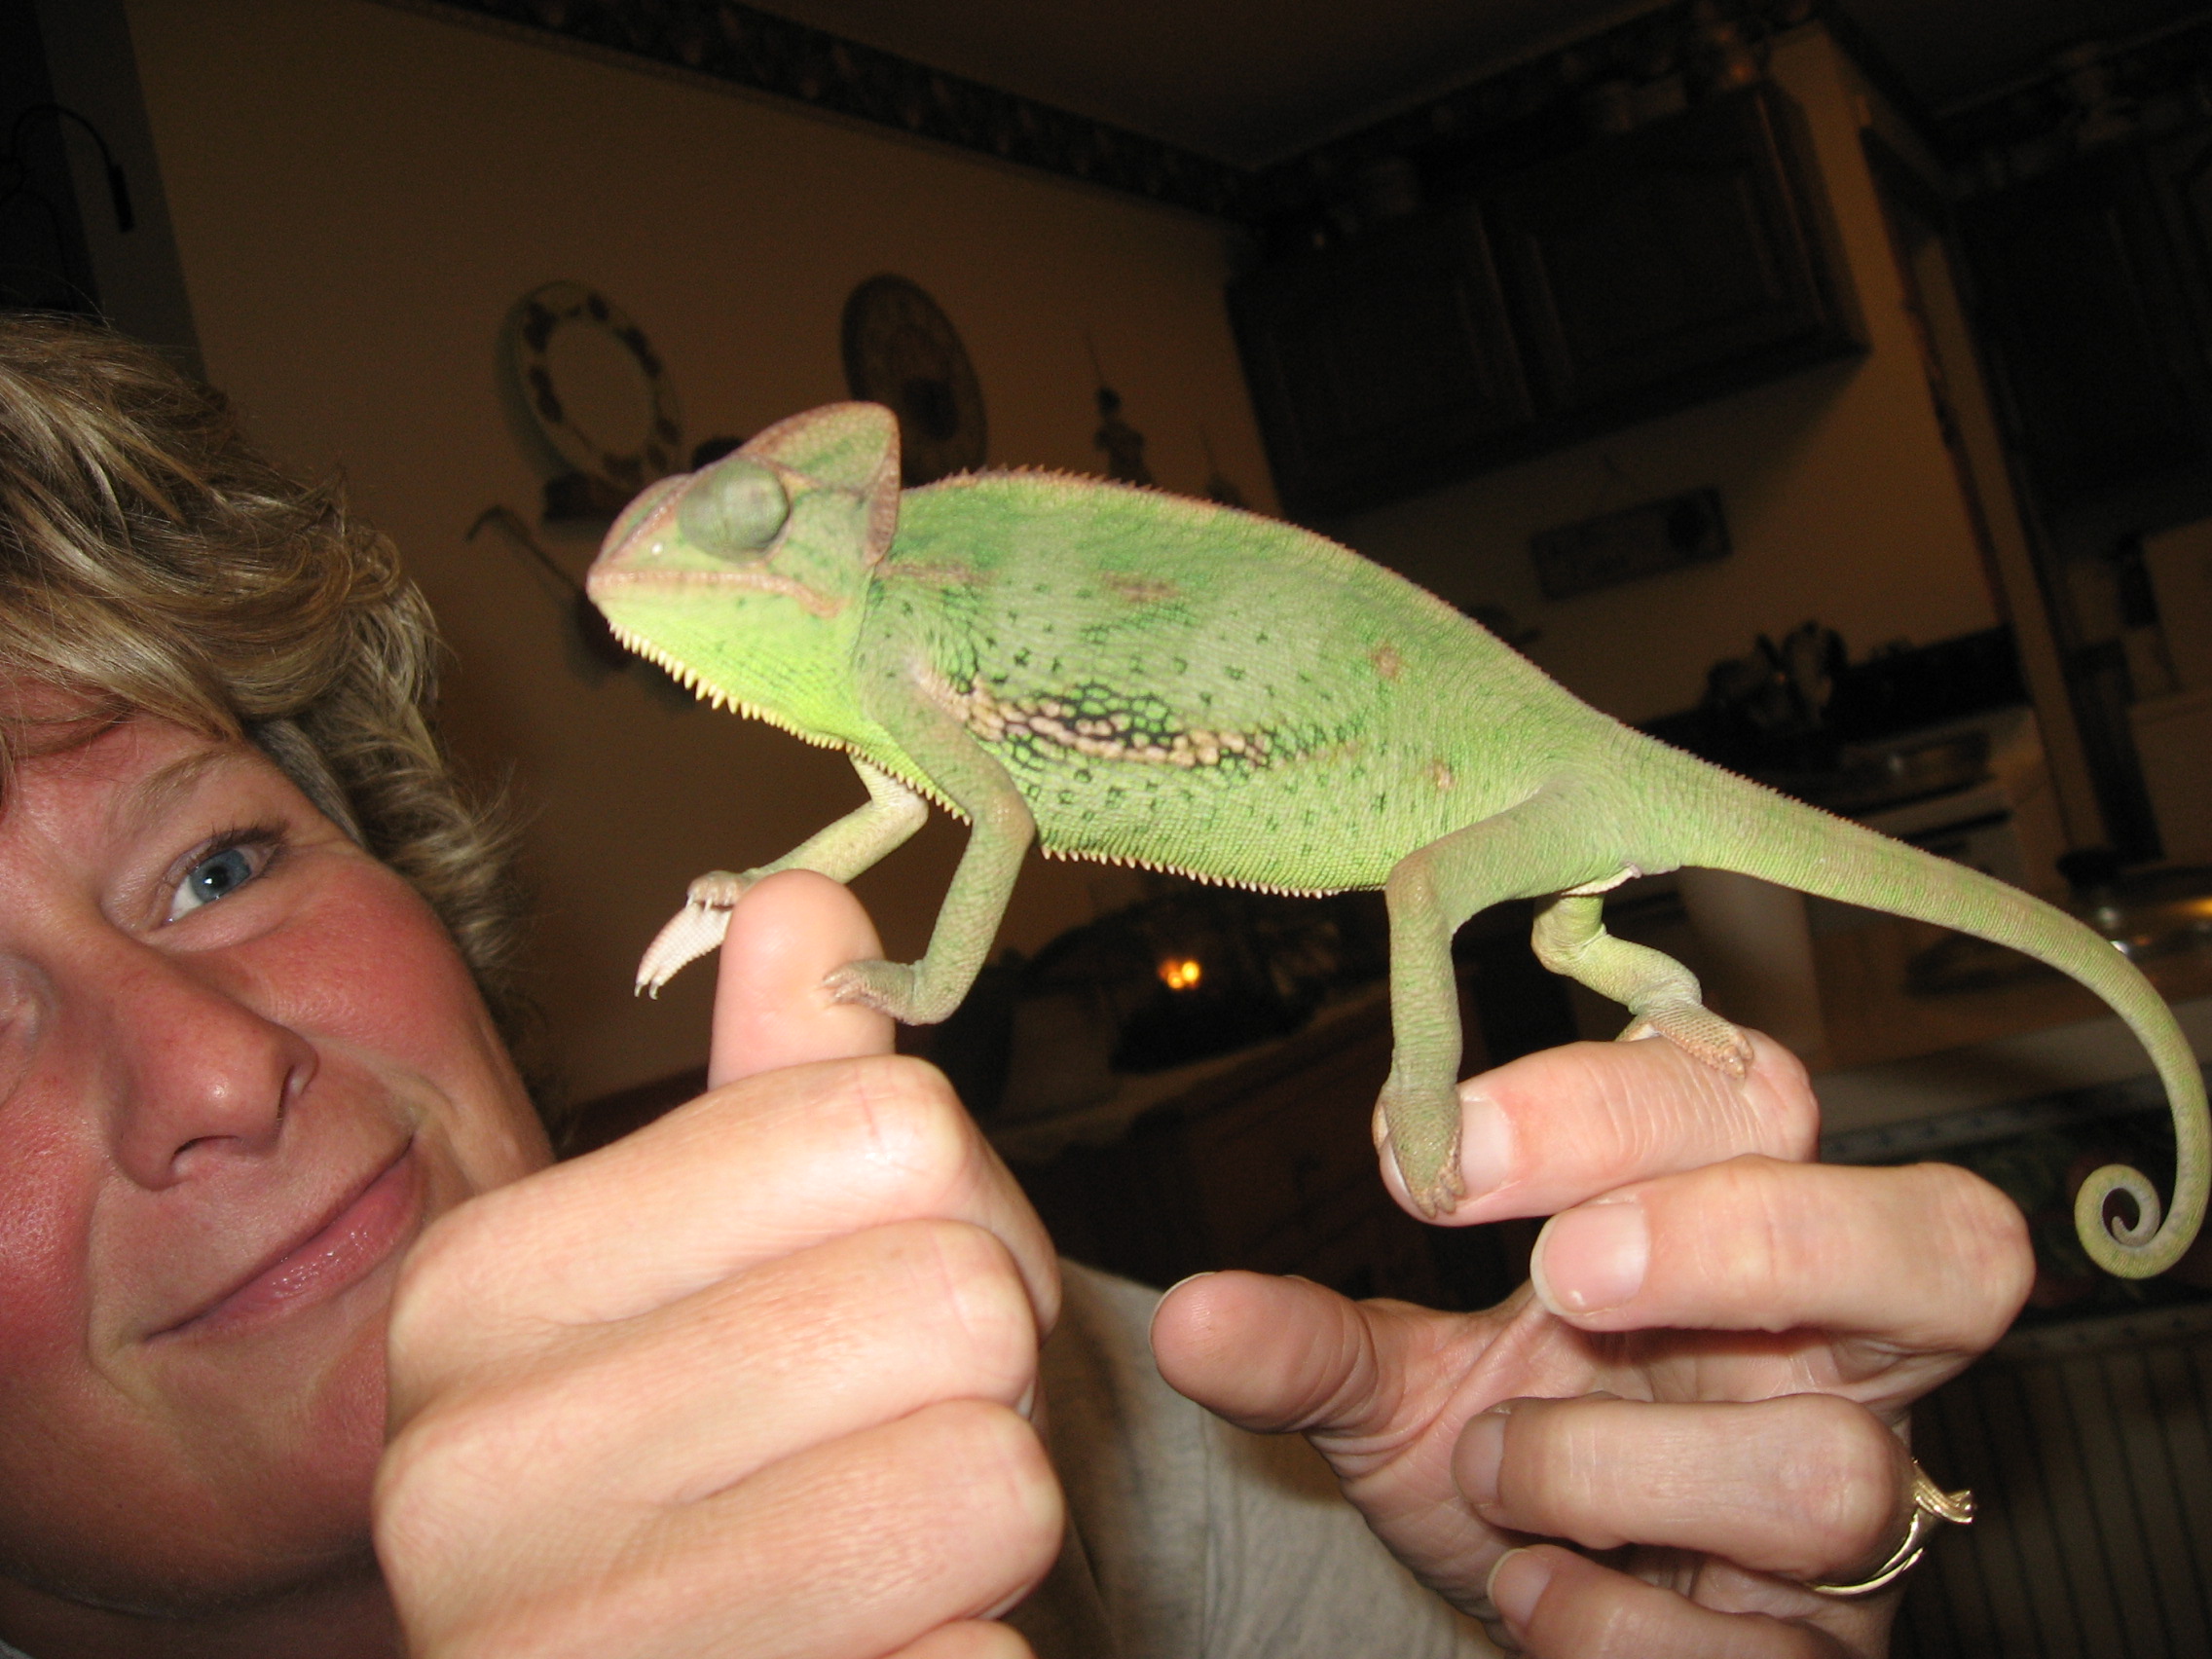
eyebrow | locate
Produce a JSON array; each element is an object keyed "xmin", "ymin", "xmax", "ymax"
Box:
[{"xmin": 107, "ymin": 745, "xmax": 247, "ymax": 841}]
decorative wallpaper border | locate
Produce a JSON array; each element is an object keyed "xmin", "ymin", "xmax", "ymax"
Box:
[
  {"xmin": 378, "ymin": 1, "xmax": 1932, "ymax": 227},
  {"xmin": 1936, "ymin": 13, "xmax": 2212, "ymax": 191},
  {"xmin": 382, "ymin": 0, "xmax": 1250, "ymax": 218}
]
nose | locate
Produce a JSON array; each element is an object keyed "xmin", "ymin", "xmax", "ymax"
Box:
[{"xmin": 86, "ymin": 938, "xmax": 313, "ymax": 1190}]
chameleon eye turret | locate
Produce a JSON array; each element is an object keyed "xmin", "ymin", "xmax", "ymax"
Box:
[{"xmin": 679, "ymin": 457, "xmax": 791, "ymax": 555}]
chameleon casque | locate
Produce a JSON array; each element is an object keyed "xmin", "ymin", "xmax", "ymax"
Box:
[{"xmin": 586, "ymin": 401, "xmax": 2209, "ymax": 1279}]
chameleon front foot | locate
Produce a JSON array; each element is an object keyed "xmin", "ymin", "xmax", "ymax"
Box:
[{"xmin": 636, "ymin": 871, "xmax": 755, "ymax": 995}]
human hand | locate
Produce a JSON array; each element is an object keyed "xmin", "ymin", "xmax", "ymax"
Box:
[
  {"xmin": 1152, "ymin": 1034, "xmax": 2032, "ymax": 1657},
  {"xmin": 376, "ymin": 870, "xmax": 1060, "ymax": 1659}
]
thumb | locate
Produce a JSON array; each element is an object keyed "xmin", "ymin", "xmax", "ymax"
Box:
[
  {"xmin": 1151, "ymin": 1270, "xmax": 1467, "ymax": 1449},
  {"xmin": 1153, "ymin": 1271, "xmax": 1502, "ymax": 1609},
  {"xmin": 708, "ymin": 869, "xmax": 896, "ymax": 1087}
]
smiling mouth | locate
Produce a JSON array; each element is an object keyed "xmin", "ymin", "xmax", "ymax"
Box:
[{"xmin": 155, "ymin": 1142, "xmax": 422, "ymax": 1339}]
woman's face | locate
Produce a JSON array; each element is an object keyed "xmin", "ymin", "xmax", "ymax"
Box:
[{"xmin": 0, "ymin": 713, "xmax": 549, "ymax": 1617}]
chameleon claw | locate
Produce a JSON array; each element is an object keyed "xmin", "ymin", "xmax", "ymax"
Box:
[{"xmin": 1402, "ymin": 1160, "xmax": 1466, "ymax": 1222}]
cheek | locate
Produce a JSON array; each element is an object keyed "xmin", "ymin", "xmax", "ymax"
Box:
[
  {"xmin": 270, "ymin": 861, "xmax": 548, "ymax": 1190},
  {"xmin": 0, "ymin": 1100, "xmax": 93, "ymax": 1388},
  {"xmin": 0, "ymin": 1105, "xmax": 386, "ymax": 1598},
  {"xmin": 0, "ymin": 1299, "xmax": 390, "ymax": 1602}
]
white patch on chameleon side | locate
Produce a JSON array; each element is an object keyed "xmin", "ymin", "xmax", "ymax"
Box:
[
  {"xmin": 1371, "ymin": 643, "xmax": 1403, "ymax": 680},
  {"xmin": 1429, "ymin": 759, "xmax": 1454, "ymax": 792},
  {"xmin": 926, "ymin": 672, "xmax": 1272, "ymax": 770}
]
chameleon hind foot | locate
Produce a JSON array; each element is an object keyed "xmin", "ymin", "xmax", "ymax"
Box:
[
  {"xmin": 1533, "ymin": 889, "xmax": 1753, "ymax": 1080},
  {"xmin": 823, "ymin": 957, "xmax": 976, "ymax": 1026},
  {"xmin": 1618, "ymin": 1002, "xmax": 1754, "ymax": 1080},
  {"xmin": 823, "ymin": 957, "xmax": 917, "ymax": 1017},
  {"xmin": 1375, "ymin": 1074, "xmax": 1467, "ymax": 1219}
]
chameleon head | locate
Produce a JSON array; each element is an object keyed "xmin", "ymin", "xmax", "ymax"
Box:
[{"xmin": 585, "ymin": 403, "xmax": 903, "ymax": 748}]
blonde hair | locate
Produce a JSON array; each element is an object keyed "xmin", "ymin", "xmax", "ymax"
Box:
[{"xmin": 0, "ymin": 314, "xmax": 544, "ymax": 1099}]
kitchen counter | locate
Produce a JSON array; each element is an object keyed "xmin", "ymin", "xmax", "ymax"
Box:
[{"xmin": 1810, "ymin": 913, "xmax": 2212, "ymax": 1135}]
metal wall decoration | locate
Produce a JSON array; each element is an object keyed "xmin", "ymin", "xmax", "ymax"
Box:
[
  {"xmin": 1530, "ymin": 487, "xmax": 1730, "ymax": 600},
  {"xmin": 502, "ymin": 279, "xmax": 682, "ymax": 520},
  {"xmin": 840, "ymin": 274, "xmax": 986, "ymax": 486}
]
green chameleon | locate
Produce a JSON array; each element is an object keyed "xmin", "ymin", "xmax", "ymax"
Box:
[{"xmin": 586, "ymin": 401, "xmax": 2208, "ymax": 1279}]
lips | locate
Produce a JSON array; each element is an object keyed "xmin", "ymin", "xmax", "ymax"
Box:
[{"xmin": 154, "ymin": 1141, "xmax": 420, "ymax": 1339}]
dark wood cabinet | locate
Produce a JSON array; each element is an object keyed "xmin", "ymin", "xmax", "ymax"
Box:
[
  {"xmin": 1958, "ymin": 150, "xmax": 2206, "ymax": 507},
  {"xmin": 994, "ymin": 946, "xmax": 1569, "ymax": 1310},
  {"xmin": 1000, "ymin": 982, "xmax": 1452, "ymax": 1303},
  {"xmin": 1950, "ymin": 129, "xmax": 2212, "ymax": 860},
  {"xmin": 1485, "ymin": 81, "xmax": 1860, "ymax": 422},
  {"xmin": 1229, "ymin": 206, "xmax": 1532, "ymax": 518},
  {"xmin": 1229, "ymin": 83, "xmax": 1864, "ymax": 517}
]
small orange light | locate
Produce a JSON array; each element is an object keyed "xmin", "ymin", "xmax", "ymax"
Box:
[{"xmin": 1159, "ymin": 956, "xmax": 1203, "ymax": 991}]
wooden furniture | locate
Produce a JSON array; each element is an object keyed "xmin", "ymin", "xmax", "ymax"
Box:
[
  {"xmin": 1230, "ymin": 82, "xmax": 1862, "ymax": 517},
  {"xmin": 1958, "ymin": 143, "xmax": 2211, "ymax": 511},
  {"xmin": 1950, "ymin": 120, "xmax": 2212, "ymax": 861},
  {"xmin": 1897, "ymin": 1302, "xmax": 2212, "ymax": 1658},
  {"xmin": 993, "ymin": 959, "xmax": 1548, "ymax": 1309},
  {"xmin": 1484, "ymin": 80, "xmax": 1858, "ymax": 420},
  {"xmin": 1228, "ymin": 205, "xmax": 1532, "ymax": 519}
]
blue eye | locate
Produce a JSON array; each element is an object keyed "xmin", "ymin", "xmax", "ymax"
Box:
[{"xmin": 170, "ymin": 844, "xmax": 261, "ymax": 919}]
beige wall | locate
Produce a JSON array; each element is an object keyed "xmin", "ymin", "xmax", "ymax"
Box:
[
  {"xmin": 1331, "ymin": 26, "xmax": 2004, "ymax": 726},
  {"xmin": 123, "ymin": 0, "xmax": 1272, "ymax": 1100},
  {"xmin": 119, "ymin": 4, "xmax": 2009, "ymax": 1102}
]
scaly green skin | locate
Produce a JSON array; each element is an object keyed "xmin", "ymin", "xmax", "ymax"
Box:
[{"xmin": 587, "ymin": 402, "xmax": 2208, "ymax": 1278}]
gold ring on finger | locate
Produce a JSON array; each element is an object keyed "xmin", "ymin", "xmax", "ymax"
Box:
[{"xmin": 1803, "ymin": 1462, "xmax": 1972, "ymax": 1598}]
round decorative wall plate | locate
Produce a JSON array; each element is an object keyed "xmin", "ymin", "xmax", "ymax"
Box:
[
  {"xmin": 840, "ymin": 274, "xmax": 987, "ymax": 485},
  {"xmin": 507, "ymin": 280, "xmax": 682, "ymax": 495}
]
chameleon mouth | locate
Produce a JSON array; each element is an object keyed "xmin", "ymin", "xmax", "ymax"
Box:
[{"xmin": 586, "ymin": 564, "xmax": 847, "ymax": 618}]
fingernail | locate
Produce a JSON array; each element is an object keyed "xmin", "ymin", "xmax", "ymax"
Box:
[
  {"xmin": 1147, "ymin": 1271, "xmax": 1218, "ymax": 1346},
  {"xmin": 1159, "ymin": 1271, "xmax": 1219, "ymax": 1300},
  {"xmin": 1487, "ymin": 1547, "xmax": 1551, "ymax": 1634},
  {"xmin": 1457, "ymin": 1093, "xmax": 1513, "ymax": 1198},
  {"xmin": 1456, "ymin": 1406, "xmax": 1508, "ymax": 1510},
  {"xmin": 1531, "ymin": 1196, "xmax": 1649, "ymax": 1313}
]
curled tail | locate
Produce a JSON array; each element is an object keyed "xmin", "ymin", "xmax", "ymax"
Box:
[{"xmin": 1659, "ymin": 751, "xmax": 2208, "ymax": 1279}]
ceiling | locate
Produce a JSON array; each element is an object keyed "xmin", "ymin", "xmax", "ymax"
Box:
[{"xmin": 743, "ymin": 0, "xmax": 2212, "ymax": 167}]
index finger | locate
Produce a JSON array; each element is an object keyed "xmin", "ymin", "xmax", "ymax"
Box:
[
  {"xmin": 393, "ymin": 877, "xmax": 1056, "ymax": 1378},
  {"xmin": 1397, "ymin": 1034, "xmax": 1820, "ymax": 1226},
  {"xmin": 397, "ymin": 1055, "xmax": 1058, "ymax": 1382},
  {"xmin": 1530, "ymin": 1156, "xmax": 2032, "ymax": 1358}
]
